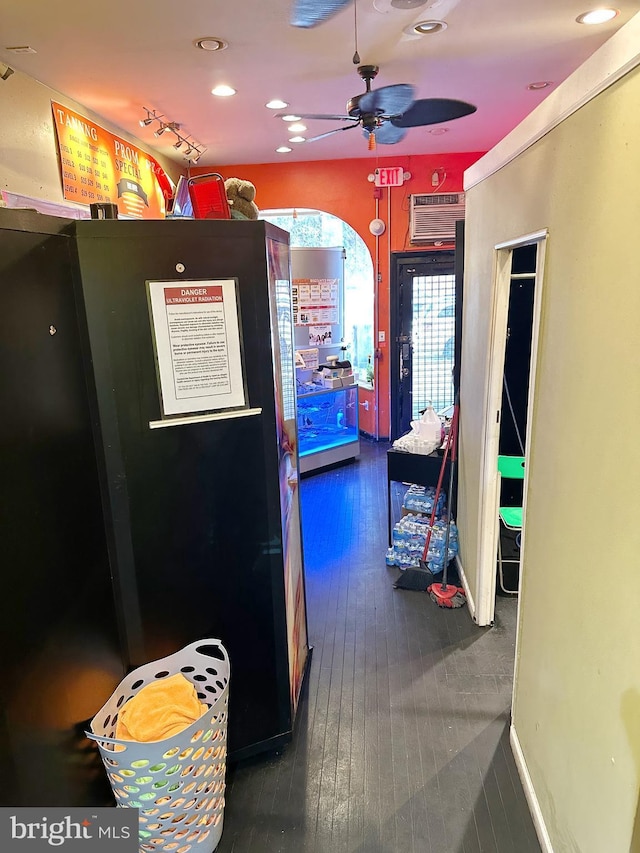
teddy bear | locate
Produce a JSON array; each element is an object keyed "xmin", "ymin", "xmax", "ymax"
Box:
[{"xmin": 224, "ymin": 177, "xmax": 259, "ymax": 220}]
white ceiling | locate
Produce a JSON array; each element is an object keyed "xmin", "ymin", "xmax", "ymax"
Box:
[{"xmin": 1, "ymin": 0, "xmax": 638, "ymax": 167}]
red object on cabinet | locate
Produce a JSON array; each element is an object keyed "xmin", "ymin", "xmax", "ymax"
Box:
[{"xmin": 187, "ymin": 173, "xmax": 231, "ymax": 220}]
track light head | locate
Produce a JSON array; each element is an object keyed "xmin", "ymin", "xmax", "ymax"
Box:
[
  {"xmin": 140, "ymin": 107, "xmax": 163, "ymax": 127},
  {"xmin": 173, "ymin": 139, "xmax": 183, "ymax": 150},
  {"xmin": 154, "ymin": 124, "xmax": 167, "ymax": 137}
]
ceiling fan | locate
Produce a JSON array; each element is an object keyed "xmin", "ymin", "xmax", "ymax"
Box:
[
  {"xmin": 277, "ymin": 64, "xmax": 476, "ymax": 147},
  {"xmin": 291, "ymin": 0, "xmax": 352, "ymax": 28}
]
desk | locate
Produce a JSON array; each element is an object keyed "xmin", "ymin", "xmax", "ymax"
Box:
[{"xmin": 387, "ymin": 449, "xmax": 454, "ymax": 544}]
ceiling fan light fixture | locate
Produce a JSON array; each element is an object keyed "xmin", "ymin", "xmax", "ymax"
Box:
[
  {"xmin": 289, "ymin": 136, "xmax": 306, "ymax": 143},
  {"xmin": 266, "ymin": 99, "xmax": 288, "ymax": 109},
  {"xmin": 211, "ymin": 84, "xmax": 236, "ymax": 97},
  {"xmin": 293, "ymin": 62, "xmax": 476, "ymax": 149},
  {"xmin": 194, "ymin": 37, "xmax": 228, "ymax": 51},
  {"xmin": 409, "ymin": 19, "xmax": 447, "ymax": 35},
  {"xmin": 576, "ymin": 8, "xmax": 619, "ymax": 24},
  {"xmin": 276, "ymin": 146, "xmax": 292, "ymax": 153},
  {"xmin": 527, "ymin": 81, "xmax": 552, "ymax": 90}
]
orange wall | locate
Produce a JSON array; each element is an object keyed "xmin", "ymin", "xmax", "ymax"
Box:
[{"xmin": 195, "ymin": 152, "xmax": 484, "ymax": 437}]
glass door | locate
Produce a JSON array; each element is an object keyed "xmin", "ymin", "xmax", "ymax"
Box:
[{"xmin": 391, "ymin": 251, "xmax": 456, "ymax": 440}]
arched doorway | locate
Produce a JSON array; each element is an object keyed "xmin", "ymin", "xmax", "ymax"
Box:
[{"xmin": 261, "ymin": 208, "xmax": 375, "ymax": 390}]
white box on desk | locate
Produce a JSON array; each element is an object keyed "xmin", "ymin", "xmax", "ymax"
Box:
[{"xmin": 322, "ymin": 377, "xmax": 343, "ymax": 389}]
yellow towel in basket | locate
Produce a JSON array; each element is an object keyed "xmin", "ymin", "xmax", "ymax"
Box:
[{"xmin": 116, "ymin": 673, "xmax": 208, "ymax": 742}]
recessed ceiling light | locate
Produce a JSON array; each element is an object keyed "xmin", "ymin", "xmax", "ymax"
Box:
[
  {"xmin": 288, "ymin": 123, "xmax": 307, "ymax": 132},
  {"xmin": 281, "ymin": 114, "xmax": 301, "ymax": 122},
  {"xmin": 266, "ymin": 99, "xmax": 288, "ymax": 110},
  {"xmin": 428, "ymin": 127, "xmax": 448, "ymax": 135},
  {"xmin": 194, "ymin": 37, "xmax": 228, "ymax": 51},
  {"xmin": 211, "ymin": 85, "xmax": 236, "ymax": 97},
  {"xmin": 576, "ymin": 8, "xmax": 619, "ymax": 24},
  {"xmin": 527, "ymin": 81, "xmax": 552, "ymax": 90},
  {"xmin": 407, "ymin": 20, "xmax": 447, "ymax": 35},
  {"xmin": 276, "ymin": 146, "xmax": 292, "ymax": 153},
  {"xmin": 289, "ymin": 136, "xmax": 306, "ymax": 143}
]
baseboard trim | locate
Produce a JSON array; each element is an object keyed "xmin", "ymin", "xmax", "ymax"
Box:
[
  {"xmin": 510, "ymin": 724, "xmax": 554, "ymax": 853},
  {"xmin": 228, "ymin": 730, "xmax": 292, "ymax": 765},
  {"xmin": 455, "ymin": 555, "xmax": 476, "ymax": 621}
]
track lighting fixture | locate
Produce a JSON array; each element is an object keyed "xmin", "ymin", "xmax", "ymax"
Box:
[
  {"xmin": 140, "ymin": 107, "xmax": 205, "ymax": 163},
  {"xmin": 140, "ymin": 107, "xmax": 163, "ymax": 127}
]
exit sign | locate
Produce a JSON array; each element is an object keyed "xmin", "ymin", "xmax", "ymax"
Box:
[{"xmin": 374, "ymin": 167, "xmax": 404, "ymax": 188}]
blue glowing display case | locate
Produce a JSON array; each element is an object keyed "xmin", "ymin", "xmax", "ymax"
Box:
[{"xmin": 297, "ymin": 384, "xmax": 359, "ymax": 473}]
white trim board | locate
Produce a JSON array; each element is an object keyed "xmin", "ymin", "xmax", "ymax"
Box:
[
  {"xmin": 454, "ymin": 555, "xmax": 476, "ymax": 622},
  {"xmin": 464, "ymin": 12, "xmax": 640, "ymax": 190},
  {"xmin": 510, "ymin": 725, "xmax": 554, "ymax": 853},
  {"xmin": 149, "ymin": 407, "xmax": 262, "ymax": 429}
]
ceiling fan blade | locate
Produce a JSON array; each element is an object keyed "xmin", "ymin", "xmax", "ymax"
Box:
[
  {"xmin": 391, "ymin": 98, "xmax": 477, "ymax": 127},
  {"xmin": 359, "ymin": 84, "xmax": 415, "ymax": 117},
  {"xmin": 290, "ymin": 0, "xmax": 352, "ymax": 27},
  {"xmin": 362, "ymin": 123, "xmax": 407, "ymax": 145},
  {"xmin": 276, "ymin": 112, "xmax": 353, "ymax": 122},
  {"xmin": 306, "ymin": 124, "xmax": 361, "ymax": 142}
]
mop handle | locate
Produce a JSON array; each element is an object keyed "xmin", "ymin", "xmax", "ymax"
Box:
[
  {"xmin": 440, "ymin": 402, "xmax": 459, "ymax": 589},
  {"xmin": 420, "ymin": 411, "xmax": 455, "ymax": 562}
]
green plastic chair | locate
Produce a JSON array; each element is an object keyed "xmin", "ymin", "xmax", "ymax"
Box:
[{"xmin": 497, "ymin": 455, "xmax": 525, "ymax": 594}]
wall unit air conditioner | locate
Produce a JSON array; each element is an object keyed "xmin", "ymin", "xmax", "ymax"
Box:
[{"xmin": 409, "ymin": 192, "xmax": 465, "ymax": 243}]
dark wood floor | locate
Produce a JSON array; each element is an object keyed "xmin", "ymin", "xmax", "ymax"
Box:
[{"xmin": 217, "ymin": 439, "xmax": 540, "ymax": 853}]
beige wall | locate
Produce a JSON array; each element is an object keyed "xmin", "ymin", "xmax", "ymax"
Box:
[
  {"xmin": 460, "ymin": 67, "xmax": 640, "ymax": 851},
  {"xmin": 0, "ymin": 68, "xmax": 182, "ymax": 206}
]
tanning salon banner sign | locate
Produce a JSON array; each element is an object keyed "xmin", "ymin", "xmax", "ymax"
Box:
[{"xmin": 51, "ymin": 101, "xmax": 167, "ymax": 219}]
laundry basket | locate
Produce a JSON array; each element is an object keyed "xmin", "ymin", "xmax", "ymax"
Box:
[{"xmin": 87, "ymin": 639, "xmax": 230, "ymax": 853}]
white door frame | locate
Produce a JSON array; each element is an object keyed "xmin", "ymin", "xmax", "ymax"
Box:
[{"xmin": 475, "ymin": 229, "xmax": 547, "ymax": 627}]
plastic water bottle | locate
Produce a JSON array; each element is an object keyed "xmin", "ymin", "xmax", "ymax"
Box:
[
  {"xmin": 426, "ymin": 520, "xmax": 459, "ymax": 571},
  {"xmin": 421, "ymin": 403, "xmax": 442, "ymax": 449}
]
